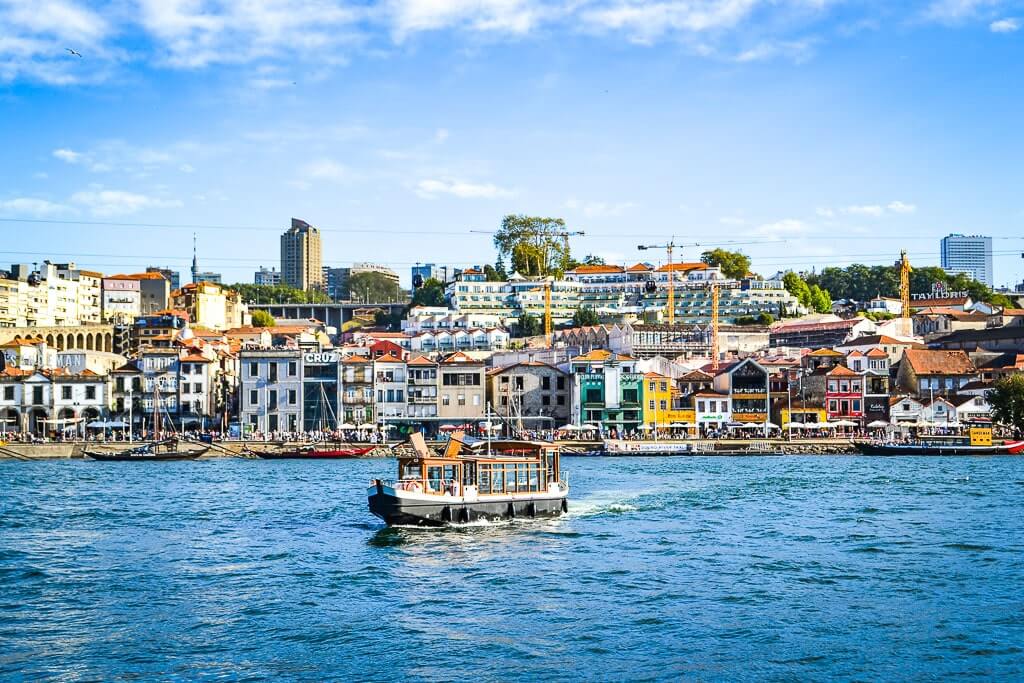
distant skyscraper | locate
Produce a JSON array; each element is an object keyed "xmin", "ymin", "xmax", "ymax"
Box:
[
  {"xmin": 280, "ymin": 218, "xmax": 323, "ymax": 292},
  {"xmin": 194, "ymin": 271, "xmax": 222, "ymax": 284},
  {"xmin": 146, "ymin": 266, "xmax": 180, "ymax": 292},
  {"xmin": 941, "ymin": 234, "xmax": 992, "ymax": 287},
  {"xmin": 254, "ymin": 266, "xmax": 282, "ymax": 286},
  {"xmin": 412, "ymin": 263, "xmax": 439, "ymax": 285}
]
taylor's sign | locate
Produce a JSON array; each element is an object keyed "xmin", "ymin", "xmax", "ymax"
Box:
[
  {"xmin": 303, "ymin": 352, "xmax": 338, "ymax": 364},
  {"xmin": 912, "ymin": 281, "xmax": 968, "ymax": 301}
]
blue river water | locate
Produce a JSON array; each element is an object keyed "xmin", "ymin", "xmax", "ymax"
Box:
[{"xmin": 2, "ymin": 455, "xmax": 1023, "ymax": 681}]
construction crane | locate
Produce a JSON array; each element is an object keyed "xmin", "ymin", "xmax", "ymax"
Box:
[
  {"xmin": 638, "ymin": 240, "xmax": 678, "ymax": 325},
  {"xmin": 710, "ymin": 282, "xmax": 720, "ymax": 371},
  {"xmin": 899, "ymin": 249, "xmax": 912, "ymax": 319}
]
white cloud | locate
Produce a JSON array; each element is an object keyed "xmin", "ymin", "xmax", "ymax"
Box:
[
  {"xmin": 718, "ymin": 216, "xmax": 746, "ymax": 226},
  {"xmin": 0, "ymin": 1, "xmax": 115, "ymax": 84},
  {"xmin": 53, "ymin": 147, "xmax": 82, "ymax": 163},
  {"xmin": 178, "ymin": 163, "xmax": 195, "ymax": 173},
  {"xmin": 753, "ymin": 218, "xmax": 812, "ymax": 240},
  {"xmin": 70, "ymin": 189, "xmax": 182, "ymax": 216},
  {"xmin": 734, "ymin": 39, "xmax": 815, "ymax": 63},
  {"xmin": 434, "ymin": 128, "xmax": 450, "ymax": 143},
  {"xmin": 886, "ymin": 200, "xmax": 916, "ymax": 213},
  {"xmin": 924, "ymin": 0, "xmax": 1000, "ymax": 23},
  {"xmin": 302, "ymin": 158, "xmax": 354, "ymax": 183},
  {"xmin": 815, "ymin": 207, "xmax": 834, "ymax": 218},
  {"xmin": 416, "ymin": 178, "xmax": 513, "ymax": 199},
  {"xmin": 842, "ymin": 204, "xmax": 885, "ymax": 216},
  {"xmin": 581, "ymin": 0, "xmax": 760, "ymax": 42},
  {"xmin": 990, "ymin": 17, "xmax": 1020, "ymax": 31},
  {"xmin": 565, "ymin": 197, "xmax": 635, "ymax": 218},
  {"xmin": 386, "ymin": 0, "xmax": 552, "ymax": 40},
  {"xmin": 0, "ymin": 196, "xmax": 75, "ymax": 216}
]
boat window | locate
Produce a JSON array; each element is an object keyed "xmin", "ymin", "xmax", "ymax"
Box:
[
  {"xmin": 443, "ymin": 464, "xmax": 459, "ymax": 483},
  {"xmin": 478, "ymin": 466, "xmax": 491, "ymax": 494},
  {"xmin": 517, "ymin": 464, "xmax": 529, "ymax": 491},
  {"xmin": 490, "ymin": 465, "xmax": 505, "ymax": 493},
  {"xmin": 528, "ymin": 463, "xmax": 540, "ymax": 491},
  {"xmin": 506, "ymin": 466, "xmax": 517, "ymax": 493},
  {"xmin": 463, "ymin": 461, "xmax": 476, "ymax": 485},
  {"xmin": 400, "ymin": 462, "xmax": 420, "ymax": 480},
  {"xmin": 426, "ymin": 466, "xmax": 443, "ymax": 493}
]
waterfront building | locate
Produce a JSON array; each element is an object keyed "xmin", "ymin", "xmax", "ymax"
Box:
[
  {"xmin": 693, "ymin": 390, "xmax": 731, "ymax": 434},
  {"xmin": 896, "ymin": 349, "xmax": 977, "ymax": 397},
  {"xmin": 437, "ymin": 352, "xmax": 486, "ymax": 420},
  {"xmin": 406, "ymin": 355, "xmax": 438, "ymax": 420},
  {"xmin": 0, "ymin": 366, "xmax": 108, "ymax": 435},
  {"xmin": 374, "ymin": 354, "xmax": 408, "ymax": 420},
  {"xmin": 769, "ymin": 316, "xmax": 876, "ymax": 349},
  {"xmin": 834, "ymin": 334, "xmax": 925, "ymax": 363},
  {"xmin": 0, "ymin": 262, "xmax": 102, "ymax": 328},
  {"xmin": 254, "ymin": 266, "xmax": 282, "ymax": 286},
  {"xmin": 409, "ymin": 327, "xmax": 510, "ymax": 353},
  {"xmin": 640, "ymin": 372, "xmax": 694, "ymax": 432},
  {"xmin": 238, "ymin": 349, "xmax": 302, "ymax": 434},
  {"xmin": 889, "ymin": 396, "xmax": 924, "ymax": 425},
  {"xmin": 487, "ymin": 361, "xmax": 570, "ymax": 429},
  {"xmin": 955, "ymin": 394, "xmax": 992, "ymax": 423},
  {"xmin": 569, "ymin": 350, "xmax": 643, "ymax": 433},
  {"xmin": 402, "ymin": 306, "xmax": 503, "ymax": 333},
  {"xmin": 281, "ymin": 218, "xmax": 324, "ymax": 292},
  {"xmin": 865, "ymin": 296, "xmax": 903, "ymax": 316},
  {"xmin": 300, "ymin": 348, "xmax": 340, "ymax": 431},
  {"xmin": 850, "ymin": 349, "xmax": 891, "ymax": 424},
  {"xmin": 941, "ymin": 233, "xmax": 992, "ymax": 287},
  {"xmin": 824, "ymin": 365, "xmax": 863, "ymax": 424},
  {"xmin": 714, "ymin": 358, "xmax": 770, "ymax": 429},
  {"xmin": 102, "ymin": 276, "xmax": 141, "ymax": 322},
  {"xmin": 341, "ymin": 355, "xmax": 374, "ymax": 425}
]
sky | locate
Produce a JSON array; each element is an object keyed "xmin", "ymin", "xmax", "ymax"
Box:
[{"xmin": 1, "ymin": 0, "xmax": 1023, "ymax": 289}]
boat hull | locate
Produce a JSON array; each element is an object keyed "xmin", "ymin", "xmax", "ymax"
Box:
[
  {"xmin": 368, "ymin": 482, "xmax": 569, "ymax": 527},
  {"xmin": 854, "ymin": 441, "xmax": 1022, "ymax": 456},
  {"xmin": 84, "ymin": 449, "xmax": 206, "ymax": 461},
  {"xmin": 249, "ymin": 446, "xmax": 376, "ymax": 459}
]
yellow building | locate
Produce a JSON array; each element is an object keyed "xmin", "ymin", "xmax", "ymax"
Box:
[
  {"xmin": 641, "ymin": 372, "xmax": 696, "ymax": 435},
  {"xmin": 780, "ymin": 407, "xmax": 827, "ymax": 426}
]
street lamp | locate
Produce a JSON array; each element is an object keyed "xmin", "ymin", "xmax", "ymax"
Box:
[{"xmin": 126, "ymin": 387, "xmax": 133, "ymax": 442}]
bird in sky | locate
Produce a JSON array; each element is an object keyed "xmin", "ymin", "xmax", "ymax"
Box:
[{"xmin": 65, "ymin": 48, "xmax": 82, "ymax": 58}]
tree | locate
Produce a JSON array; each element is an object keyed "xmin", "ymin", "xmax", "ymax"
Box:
[
  {"xmin": 572, "ymin": 307, "xmax": 600, "ymax": 327},
  {"xmin": 374, "ymin": 309, "xmax": 404, "ymax": 331},
  {"xmin": 483, "ymin": 265, "xmax": 504, "ymax": 281},
  {"xmin": 808, "ymin": 284, "xmax": 832, "ymax": 313},
  {"xmin": 516, "ymin": 312, "xmax": 542, "ymax": 338},
  {"xmin": 700, "ymin": 249, "xmax": 751, "ymax": 280},
  {"xmin": 348, "ymin": 271, "xmax": 402, "ymax": 303},
  {"xmin": 494, "ymin": 256, "xmax": 508, "ymax": 281},
  {"xmin": 782, "ymin": 271, "xmax": 813, "ymax": 309},
  {"xmin": 989, "ymin": 375, "xmax": 1024, "ymax": 435},
  {"xmin": 493, "ymin": 214, "xmax": 574, "ymax": 277},
  {"xmin": 250, "ymin": 310, "xmax": 275, "ymax": 327},
  {"xmin": 411, "ymin": 277, "xmax": 446, "ymax": 307},
  {"xmin": 757, "ymin": 311, "xmax": 774, "ymax": 325}
]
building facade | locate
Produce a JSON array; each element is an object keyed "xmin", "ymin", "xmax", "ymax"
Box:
[
  {"xmin": 941, "ymin": 233, "xmax": 992, "ymax": 287},
  {"xmin": 281, "ymin": 218, "xmax": 324, "ymax": 292}
]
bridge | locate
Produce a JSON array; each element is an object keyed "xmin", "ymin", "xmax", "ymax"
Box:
[{"xmin": 254, "ymin": 303, "xmax": 407, "ymax": 330}]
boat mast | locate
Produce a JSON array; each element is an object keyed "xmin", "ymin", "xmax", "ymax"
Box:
[{"xmin": 486, "ymin": 401, "xmax": 492, "ymax": 458}]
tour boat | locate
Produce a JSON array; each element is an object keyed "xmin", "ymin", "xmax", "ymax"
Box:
[
  {"xmin": 84, "ymin": 439, "xmax": 208, "ymax": 461},
  {"xmin": 368, "ymin": 434, "xmax": 569, "ymax": 526},
  {"xmin": 602, "ymin": 439, "xmax": 690, "ymax": 456},
  {"xmin": 855, "ymin": 440, "xmax": 1024, "ymax": 456},
  {"xmin": 247, "ymin": 444, "xmax": 378, "ymax": 459}
]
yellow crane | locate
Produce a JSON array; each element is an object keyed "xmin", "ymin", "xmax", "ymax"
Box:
[
  {"xmin": 899, "ymin": 249, "xmax": 912, "ymax": 318},
  {"xmin": 710, "ymin": 282, "xmax": 720, "ymax": 371}
]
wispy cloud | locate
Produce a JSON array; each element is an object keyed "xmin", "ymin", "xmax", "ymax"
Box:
[
  {"xmin": 53, "ymin": 147, "xmax": 82, "ymax": 164},
  {"xmin": 924, "ymin": 0, "xmax": 1001, "ymax": 23},
  {"xmin": 834, "ymin": 200, "xmax": 917, "ymax": 217},
  {"xmin": 302, "ymin": 158, "xmax": 355, "ymax": 184},
  {"xmin": 386, "ymin": 0, "xmax": 553, "ymax": 41},
  {"xmin": 990, "ymin": 17, "xmax": 1020, "ymax": 31},
  {"xmin": 565, "ymin": 197, "xmax": 636, "ymax": 218},
  {"xmin": 70, "ymin": 189, "xmax": 182, "ymax": 216},
  {"xmin": 415, "ymin": 178, "xmax": 514, "ymax": 199},
  {"xmin": 753, "ymin": 218, "xmax": 812, "ymax": 240},
  {"xmin": 0, "ymin": 196, "xmax": 75, "ymax": 217}
]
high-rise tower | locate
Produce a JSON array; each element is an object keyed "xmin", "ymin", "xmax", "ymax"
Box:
[{"xmin": 280, "ymin": 218, "xmax": 324, "ymax": 292}]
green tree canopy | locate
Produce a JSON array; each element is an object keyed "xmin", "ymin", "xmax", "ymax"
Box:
[
  {"xmin": 229, "ymin": 283, "xmax": 331, "ymax": 305},
  {"xmin": 483, "ymin": 265, "xmax": 504, "ymax": 281},
  {"xmin": 494, "ymin": 214, "xmax": 574, "ymax": 277},
  {"xmin": 808, "ymin": 284, "xmax": 832, "ymax": 313},
  {"xmin": 348, "ymin": 271, "xmax": 403, "ymax": 303},
  {"xmin": 782, "ymin": 271, "xmax": 813, "ymax": 310},
  {"xmin": 250, "ymin": 310, "xmax": 275, "ymax": 327},
  {"xmin": 411, "ymin": 277, "xmax": 446, "ymax": 307},
  {"xmin": 572, "ymin": 306, "xmax": 600, "ymax": 327},
  {"xmin": 515, "ymin": 312, "xmax": 543, "ymax": 338},
  {"xmin": 700, "ymin": 248, "xmax": 751, "ymax": 280},
  {"xmin": 806, "ymin": 262, "xmax": 1005, "ymax": 307},
  {"xmin": 989, "ymin": 375, "xmax": 1024, "ymax": 435}
]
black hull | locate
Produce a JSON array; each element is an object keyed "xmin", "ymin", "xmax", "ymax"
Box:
[
  {"xmin": 855, "ymin": 443, "xmax": 1005, "ymax": 456},
  {"xmin": 84, "ymin": 451, "xmax": 205, "ymax": 461},
  {"xmin": 369, "ymin": 487, "xmax": 569, "ymax": 527}
]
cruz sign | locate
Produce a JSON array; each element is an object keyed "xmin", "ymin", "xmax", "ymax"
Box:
[{"xmin": 303, "ymin": 352, "xmax": 339, "ymax": 364}]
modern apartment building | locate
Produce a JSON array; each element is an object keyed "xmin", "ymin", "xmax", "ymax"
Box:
[
  {"xmin": 281, "ymin": 218, "xmax": 324, "ymax": 292},
  {"xmin": 941, "ymin": 234, "xmax": 992, "ymax": 287},
  {"xmin": 254, "ymin": 266, "xmax": 282, "ymax": 286}
]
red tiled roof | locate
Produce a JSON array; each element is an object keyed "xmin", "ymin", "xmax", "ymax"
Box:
[
  {"xmin": 569, "ymin": 264, "xmax": 625, "ymax": 275},
  {"xmin": 827, "ymin": 365, "xmax": 859, "ymax": 377},
  {"xmin": 656, "ymin": 262, "xmax": 708, "ymax": 272},
  {"xmin": 904, "ymin": 349, "xmax": 976, "ymax": 376},
  {"xmin": 374, "ymin": 353, "xmax": 404, "ymax": 363}
]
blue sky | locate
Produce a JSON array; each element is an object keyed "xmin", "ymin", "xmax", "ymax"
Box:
[{"xmin": 1, "ymin": 0, "xmax": 1023, "ymax": 288}]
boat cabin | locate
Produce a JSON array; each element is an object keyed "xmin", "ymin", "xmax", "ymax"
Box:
[{"xmin": 395, "ymin": 436, "xmax": 561, "ymax": 497}]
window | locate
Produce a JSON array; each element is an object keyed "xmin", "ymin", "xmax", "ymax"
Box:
[
  {"xmin": 442, "ymin": 394, "xmax": 450, "ymax": 406},
  {"xmin": 557, "ymin": 377, "xmax": 565, "ymax": 390},
  {"xmin": 659, "ymin": 382, "xmax": 667, "ymax": 392},
  {"xmin": 269, "ymin": 390, "xmax": 277, "ymax": 408},
  {"xmin": 269, "ymin": 363, "xmax": 278, "ymax": 382},
  {"xmin": 649, "ymin": 400, "xmax": 655, "ymax": 410},
  {"xmin": 249, "ymin": 362, "xmax": 258, "ymax": 377},
  {"xmin": 557, "ymin": 395, "xmax": 565, "ymax": 405},
  {"xmin": 288, "ymin": 389, "xmax": 297, "ymax": 405},
  {"xmin": 542, "ymin": 395, "xmax": 550, "ymax": 406},
  {"xmin": 698, "ymin": 401, "xmax": 705, "ymax": 412},
  {"xmin": 472, "ymin": 394, "xmax": 479, "ymax": 406},
  {"xmin": 288, "ymin": 361, "xmax": 297, "ymax": 376},
  {"xmin": 3, "ymin": 386, "xmax": 13, "ymax": 401},
  {"xmin": 660, "ymin": 400, "xmax": 667, "ymax": 410},
  {"xmin": 193, "ymin": 383, "xmax": 201, "ymax": 394},
  {"xmin": 500, "ymin": 396, "xmax": 508, "ymax": 406},
  {"xmin": 249, "ymin": 390, "xmax": 258, "ymax": 406},
  {"xmin": 541, "ymin": 376, "xmax": 550, "ymax": 390},
  {"xmin": 828, "ymin": 400, "xmax": 838, "ymax": 412},
  {"xmin": 458, "ymin": 395, "xmax": 466, "ymax": 406},
  {"xmin": 115, "ymin": 377, "xmax": 124, "ymax": 392},
  {"xmin": 852, "ymin": 400, "xmax": 861, "ymax": 412},
  {"xmin": 86, "ymin": 386, "xmax": 96, "ymax": 400},
  {"xmin": 268, "ymin": 414, "xmax": 278, "ymax": 432},
  {"xmin": 62, "ymin": 386, "xmax": 72, "ymax": 400},
  {"xmin": 649, "ymin": 381, "xmax": 655, "ymax": 391}
]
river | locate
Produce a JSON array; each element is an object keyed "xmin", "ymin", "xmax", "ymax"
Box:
[{"xmin": 2, "ymin": 456, "xmax": 1023, "ymax": 681}]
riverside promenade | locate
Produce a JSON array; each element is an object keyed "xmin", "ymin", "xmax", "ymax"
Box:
[{"xmin": 0, "ymin": 438, "xmax": 861, "ymax": 459}]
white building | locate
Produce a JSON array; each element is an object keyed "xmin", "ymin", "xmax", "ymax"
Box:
[
  {"xmin": 238, "ymin": 349, "xmax": 303, "ymax": 434},
  {"xmin": 941, "ymin": 234, "xmax": 992, "ymax": 287}
]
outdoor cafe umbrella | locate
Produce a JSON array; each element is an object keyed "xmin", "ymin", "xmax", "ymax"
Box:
[
  {"xmin": 357, "ymin": 423, "xmax": 377, "ymax": 430},
  {"xmin": 438, "ymin": 424, "xmax": 459, "ymax": 431},
  {"xmin": 338, "ymin": 422, "xmax": 357, "ymax": 430},
  {"xmin": 669, "ymin": 422, "xmax": 694, "ymax": 428},
  {"xmin": 866, "ymin": 420, "xmax": 890, "ymax": 429},
  {"xmin": 557, "ymin": 424, "xmax": 583, "ymax": 432},
  {"xmin": 829, "ymin": 420, "xmax": 859, "ymax": 428}
]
